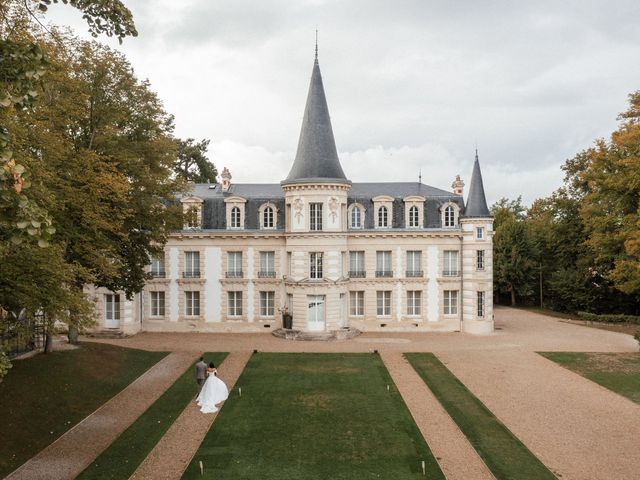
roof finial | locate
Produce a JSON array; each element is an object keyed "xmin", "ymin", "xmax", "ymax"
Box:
[
  {"xmin": 475, "ymin": 142, "xmax": 479, "ymax": 161},
  {"xmin": 315, "ymin": 28, "xmax": 318, "ymax": 62},
  {"xmin": 418, "ymin": 168, "xmax": 422, "ymax": 184}
]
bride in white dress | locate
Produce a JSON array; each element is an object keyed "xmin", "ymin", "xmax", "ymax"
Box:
[{"xmin": 196, "ymin": 363, "xmax": 229, "ymax": 413}]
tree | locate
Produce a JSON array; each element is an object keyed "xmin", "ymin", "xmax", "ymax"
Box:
[
  {"xmin": 3, "ymin": 30, "xmax": 184, "ymax": 343},
  {"xmin": 563, "ymin": 91, "xmax": 640, "ymax": 298},
  {"xmin": 493, "ymin": 214, "xmax": 538, "ymax": 306},
  {"xmin": 174, "ymin": 138, "xmax": 217, "ymax": 183},
  {"xmin": 1, "ymin": 1, "xmax": 137, "ymax": 247}
]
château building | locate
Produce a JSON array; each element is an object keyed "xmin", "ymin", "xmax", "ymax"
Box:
[{"xmin": 89, "ymin": 51, "xmax": 494, "ymax": 335}]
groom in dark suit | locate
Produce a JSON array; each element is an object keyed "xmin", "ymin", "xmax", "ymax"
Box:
[{"xmin": 195, "ymin": 357, "xmax": 208, "ymax": 392}]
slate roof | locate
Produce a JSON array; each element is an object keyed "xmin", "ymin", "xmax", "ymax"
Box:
[
  {"xmin": 464, "ymin": 153, "xmax": 491, "ymax": 217},
  {"xmin": 188, "ymin": 182, "xmax": 464, "ymax": 230},
  {"xmin": 282, "ymin": 56, "xmax": 349, "ymax": 185}
]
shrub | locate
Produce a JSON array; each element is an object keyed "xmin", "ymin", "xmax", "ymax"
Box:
[
  {"xmin": 0, "ymin": 350, "xmax": 11, "ymax": 383},
  {"xmin": 577, "ymin": 312, "xmax": 640, "ymax": 324},
  {"xmin": 635, "ymin": 330, "xmax": 640, "ymax": 350}
]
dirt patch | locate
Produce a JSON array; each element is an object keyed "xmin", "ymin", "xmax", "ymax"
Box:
[
  {"xmin": 580, "ymin": 353, "xmax": 640, "ymax": 375},
  {"xmin": 295, "ymin": 393, "xmax": 334, "ymax": 410}
]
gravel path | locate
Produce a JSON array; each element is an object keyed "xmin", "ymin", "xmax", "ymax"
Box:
[
  {"xmin": 5, "ymin": 352, "xmax": 197, "ymax": 480},
  {"xmin": 129, "ymin": 351, "xmax": 252, "ymax": 480},
  {"xmin": 381, "ymin": 351, "xmax": 495, "ymax": 480},
  {"xmin": 437, "ymin": 348, "xmax": 640, "ymax": 480}
]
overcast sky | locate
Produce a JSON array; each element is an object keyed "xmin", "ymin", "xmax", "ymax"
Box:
[{"xmin": 49, "ymin": 0, "xmax": 640, "ymax": 206}]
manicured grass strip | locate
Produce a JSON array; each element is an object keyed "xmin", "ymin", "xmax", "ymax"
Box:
[
  {"xmin": 77, "ymin": 352, "xmax": 228, "ymax": 480},
  {"xmin": 405, "ymin": 353, "xmax": 557, "ymax": 480},
  {"xmin": 540, "ymin": 352, "xmax": 640, "ymax": 404},
  {"xmin": 183, "ymin": 353, "xmax": 445, "ymax": 480},
  {"xmin": 0, "ymin": 343, "xmax": 167, "ymax": 478}
]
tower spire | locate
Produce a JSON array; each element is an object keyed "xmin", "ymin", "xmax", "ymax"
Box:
[
  {"xmin": 282, "ymin": 41, "xmax": 349, "ymax": 185},
  {"xmin": 315, "ymin": 29, "xmax": 318, "ymax": 62},
  {"xmin": 464, "ymin": 150, "xmax": 491, "ymax": 217}
]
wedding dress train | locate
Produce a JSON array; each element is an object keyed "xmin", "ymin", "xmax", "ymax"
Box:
[{"xmin": 196, "ymin": 373, "xmax": 229, "ymax": 413}]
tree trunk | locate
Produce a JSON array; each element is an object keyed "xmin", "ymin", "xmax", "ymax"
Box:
[
  {"xmin": 510, "ymin": 288, "xmax": 516, "ymax": 306},
  {"xmin": 44, "ymin": 333, "xmax": 53, "ymax": 353},
  {"xmin": 68, "ymin": 325, "xmax": 79, "ymax": 344}
]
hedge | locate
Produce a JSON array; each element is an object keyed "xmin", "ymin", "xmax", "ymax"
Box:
[{"xmin": 578, "ymin": 312, "xmax": 640, "ymax": 324}]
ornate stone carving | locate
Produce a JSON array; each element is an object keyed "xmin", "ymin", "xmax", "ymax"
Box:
[
  {"xmin": 329, "ymin": 197, "xmax": 338, "ymax": 221},
  {"xmin": 293, "ymin": 197, "xmax": 304, "ymax": 221}
]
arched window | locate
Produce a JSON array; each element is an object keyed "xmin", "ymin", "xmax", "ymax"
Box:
[
  {"xmin": 263, "ymin": 206, "xmax": 274, "ymax": 228},
  {"xmin": 444, "ymin": 206, "xmax": 455, "ymax": 227},
  {"xmin": 351, "ymin": 206, "xmax": 361, "ymax": 228},
  {"xmin": 378, "ymin": 206, "xmax": 388, "ymax": 228},
  {"xmin": 409, "ymin": 206, "xmax": 419, "ymax": 227},
  {"xmin": 231, "ymin": 207, "xmax": 241, "ymax": 228}
]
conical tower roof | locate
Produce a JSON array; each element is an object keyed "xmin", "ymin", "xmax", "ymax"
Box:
[
  {"xmin": 464, "ymin": 151, "xmax": 491, "ymax": 217},
  {"xmin": 282, "ymin": 51, "xmax": 349, "ymax": 185}
]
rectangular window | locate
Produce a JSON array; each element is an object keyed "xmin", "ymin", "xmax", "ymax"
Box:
[
  {"xmin": 105, "ymin": 294, "xmax": 120, "ymax": 321},
  {"xmin": 407, "ymin": 291, "xmax": 421, "ymax": 315},
  {"xmin": 376, "ymin": 251, "xmax": 392, "ymax": 277},
  {"xmin": 406, "ymin": 250, "xmax": 422, "ymax": 277},
  {"xmin": 259, "ymin": 251, "xmax": 275, "ymax": 277},
  {"xmin": 184, "ymin": 251, "xmax": 200, "ymax": 278},
  {"xmin": 310, "ymin": 252, "xmax": 323, "ymax": 279},
  {"xmin": 377, "ymin": 291, "xmax": 391, "ymax": 316},
  {"xmin": 310, "ymin": 203, "xmax": 323, "ymax": 231},
  {"xmin": 260, "ymin": 291, "xmax": 275, "ymax": 316},
  {"xmin": 477, "ymin": 250, "xmax": 485, "ymax": 270},
  {"xmin": 350, "ymin": 291, "xmax": 364, "ymax": 316},
  {"xmin": 228, "ymin": 291, "xmax": 242, "ymax": 316},
  {"xmin": 151, "ymin": 255, "xmax": 165, "ymax": 277},
  {"xmin": 477, "ymin": 291, "xmax": 485, "ymax": 317},
  {"xmin": 443, "ymin": 250, "xmax": 459, "ymax": 276},
  {"xmin": 227, "ymin": 251, "xmax": 243, "ymax": 278},
  {"xmin": 151, "ymin": 291, "xmax": 165, "ymax": 317},
  {"xmin": 444, "ymin": 290, "xmax": 458, "ymax": 315},
  {"xmin": 476, "ymin": 227, "xmax": 484, "ymax": 240},
  {"xmin": 349, "ymin": 251, "xmax": 365, "ymax": 277},
  {"xmin": 185, "ymin": 291, "xmax": 200, "ymax": 316}
]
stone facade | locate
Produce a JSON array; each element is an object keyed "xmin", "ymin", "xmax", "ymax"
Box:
[{"xmin": 90, "ymin": 52, "xmax": 494, "ymax": 335}]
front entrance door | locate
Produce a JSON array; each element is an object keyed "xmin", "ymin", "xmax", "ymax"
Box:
[
  {"xmin": 307, "ymin": 295, "xmax": 325, "ymax": 332},
  {"xmin": 105, "ymin": 294, "xmax": 120, "ymax": 329}
]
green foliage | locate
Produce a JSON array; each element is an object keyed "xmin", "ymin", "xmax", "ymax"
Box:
[
  {"xmin": 0, "ymin": 350, "xmax": 11, "ymax": 383},
  {"xmin": 635, "ymin": 330, "xmax": 640, "ymax": 349},
  {"xmin": 78, "ymin": 353, "xmax": 228, "ymax": 480},
  {"xmin": 174, "ymin": 137, "xmax": 217, "ymax": 183},
  {"xmin": 184, "ymin": 353, "xmax": 445, "ymax": 479},
  {"xmin": 577, "ymin": 312, "xmax": 640, "ymax": 324},
  {"xmin": 0, "ymin": 343, "xmax": 167, "ymax": 477},
  {"xmin": 492, "ymin": 211, "xmax": 538, "ymax": 306}
]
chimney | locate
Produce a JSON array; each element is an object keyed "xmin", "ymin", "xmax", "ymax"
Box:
[
  {"xmin": 221, "ymin": 167, "xmax": 232, "ymax": 192},
  {"xmin": 452, "ymin": 175, "xmax": 464, "ymax": 196}
]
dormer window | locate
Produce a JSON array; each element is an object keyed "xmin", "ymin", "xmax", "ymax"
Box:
[
  {"xmin": 378, "ymin": 206, "xmax": 388, "ymax": 227},
  {"xmin": 373, "ymin": 195, "xmax": 394, "ymax": 229},
  {"xmin": 403, "ymin": 196, "xmax": 425, "ymax": 229},
  {"xmin": 263, "ymin": 206, "xmax": 274, "ymax": 228},
  {"xmin": 231, "ymin": 207, "xmax": 241, "ymax": 228},
  {"xmin": 181, "ymin": 196, "xmax": 204, "ymax": 230},
  {"xmin": 349, "ymin": 204, "xmax": 364, "ymax": 229},
  {"xmin": 224, "ymin": 196, "xmax": 247, "ymax": 230},
  {"xmin": 445, "ymin": 206, "xmax": 454, "ymax": 227},
  {"xmin": 409, "ymin": 206, "xmax": 419, "ymax": 227},
  {"xmin": 441, "ymin": 202, "xmax": 460, "ymax": 228}
]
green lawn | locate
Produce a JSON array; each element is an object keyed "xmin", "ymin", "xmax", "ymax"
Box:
[
  {"xmin": 540, "ymin": 352, "xmax": 640, "ymax": 404},
  {"xmin": 183, "ymin": 353, "xmax": 445, "ymax": 480},
  {"xmin": 77, "ymin": 352, "xmax": 228, "ymax": 480},
  {"xmin": 405, "ymin": 353, "xmax": 557, "ymax": 480},
  {"xmin": 0, "ymin": 342, "xmax": 167, "ymax": 478}
]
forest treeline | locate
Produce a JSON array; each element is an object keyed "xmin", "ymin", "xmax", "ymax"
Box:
[{"xmin": 492, "ymin": 92, "xmax": 640, "ymax": 315}]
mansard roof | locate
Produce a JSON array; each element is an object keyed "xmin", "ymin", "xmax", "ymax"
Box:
[
  {"xmin": 464, "ymin": 153, "xmax": 491, "ymax": 218},
  {"xmin": 281, "ymin": 55, "xmax": 349, "ymax": 185}
]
